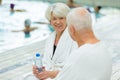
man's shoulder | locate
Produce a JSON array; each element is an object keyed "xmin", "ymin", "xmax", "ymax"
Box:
[{"xmin": 72, "ymin": 42, "xmax": 108, "ymax": 56}]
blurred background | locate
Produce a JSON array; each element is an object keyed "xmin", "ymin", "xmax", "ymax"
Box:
[
  {"xmin": 0, "ymin": 0, "xmax": 120, "ymax": 53},
  {"xmin": 0, "ymin": 0, "xmax": 120, "ymax": 80}
]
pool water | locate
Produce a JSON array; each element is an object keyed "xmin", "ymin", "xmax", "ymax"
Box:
[
  {"xmin": 0, "ymin": 0, "xmax": 120, "ymax": 59},
  {"xmin": 0, "ymin": 0, "xmax": 53, "ymax": 53}
]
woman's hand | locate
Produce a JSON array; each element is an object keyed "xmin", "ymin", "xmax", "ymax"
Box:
[
  {"xmin": 37, "ymin": 70, "xmax": 59, "ymax": 80},
  {"xmin": 32, "ymin": 65, "xmax": 39, "ymax": 78},
  {"xmin": 32, "ymin": 65, "xmax": 48, "ymax": 80},
  {"xmin": 33, "ymin": 65, "xmax": 59, "ymax": 80}
]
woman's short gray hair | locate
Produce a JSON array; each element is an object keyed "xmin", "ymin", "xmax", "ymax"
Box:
[
  {"xmin": 67, "ymin": 7, "xmax": 92, "ymax": 31},
  {"xmin": 45, "ymin": 3, "xmax": 70, "ymax": 21}
]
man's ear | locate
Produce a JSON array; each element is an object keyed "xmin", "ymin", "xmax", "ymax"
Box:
[{"xmin": 70, "ymin": 26, "xmax": 76, "ymax": 36}]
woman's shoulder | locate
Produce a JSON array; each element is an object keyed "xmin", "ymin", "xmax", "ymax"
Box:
[{"xmin": 45, "ymin": 31, "xmax": 56, "ymax": 42}]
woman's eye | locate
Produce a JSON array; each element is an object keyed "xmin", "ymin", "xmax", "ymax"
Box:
[
  {"xmin": 60, "ymin": 17, "xmax": 64, "ymax": 19},
  {"xmin": 52, "ymin": 18, "xmax": 56, "ymax": 20}
]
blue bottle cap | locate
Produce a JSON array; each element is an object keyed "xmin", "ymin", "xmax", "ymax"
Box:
[{"xmin": 36, "ymin": 53, "xmax": 40, "ymax": 57}]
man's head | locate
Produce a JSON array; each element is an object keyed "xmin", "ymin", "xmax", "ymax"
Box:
[
  {"xmin": 67, "ymin": 7, "xmax": 92, "ymax": 43},
  {"xmin": 24, "ymin": 19, "xmax": 31, "ymax": 27},
  {"xmin": 95, "ymin": 6, "xmax": 102, "ymax": 13},
  {"xmin": 10, "ymin": 3, "xmax": 15, "ymax": 12}
]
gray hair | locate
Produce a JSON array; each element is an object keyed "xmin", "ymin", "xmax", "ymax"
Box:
[
  {"xmin": 67, "ymin": 7, "xmax": 92, "ymax": 31},
  {"xmin": 45, "ymin": 3, "xmax": 70, "ymax": 21}
]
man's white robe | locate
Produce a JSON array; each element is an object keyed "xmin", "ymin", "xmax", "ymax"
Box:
[
  {"xmin": 43, "ymin": 28, "xmax": 77, "ymax": 71},
  {"xmin": 55, "ymin": 42, "xmax": 112, "ymax": 80}
]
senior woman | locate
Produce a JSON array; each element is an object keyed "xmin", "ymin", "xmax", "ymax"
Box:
[{"xmin": 33, "ymin": 2, "xmax": 76, "ymax": 80}]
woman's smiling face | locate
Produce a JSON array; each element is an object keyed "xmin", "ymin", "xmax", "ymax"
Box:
[{"xmin": 50, "ymin": 13, "xmax": 67, "ymax": 33}]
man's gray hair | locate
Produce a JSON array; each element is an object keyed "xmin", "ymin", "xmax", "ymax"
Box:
[
  {"xmin": 45, "ymin": 3, "xmax": 70, "ymax": 21},
  {"xmin": 67, "ymin": 7, "xmax": 92, "ymax": 31}
]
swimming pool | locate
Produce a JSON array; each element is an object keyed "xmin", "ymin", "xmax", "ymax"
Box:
[
  {"xmin": 0, "ymin": 0, "xmax": 53, "ymax": 53},
  {"xmin": 0, "ymin": 0, "xmax": 120, "ymax": 55}
]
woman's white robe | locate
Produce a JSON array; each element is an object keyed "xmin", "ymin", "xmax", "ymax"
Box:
[{"xmin": 43, "ymin": 28, "xmax": 77, "ymax": 71}]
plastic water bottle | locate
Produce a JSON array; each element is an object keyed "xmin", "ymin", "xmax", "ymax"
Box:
[{"xmin": 35, "ymin": 53, "xmax": 43, "ymax": 72}]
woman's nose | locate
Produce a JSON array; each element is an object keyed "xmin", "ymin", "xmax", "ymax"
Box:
[{"xmin": 55, "ymin": 19, "xmax": 60, "ymax": 24}]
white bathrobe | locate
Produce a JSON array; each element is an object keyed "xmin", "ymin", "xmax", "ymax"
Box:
[
  {"xmin": 55, "ymin": 42, "xmax": 112, "ymax": 80},
  {"xmin": 43, "ymin": 27, "xmax": 77, "ymax": 71}
]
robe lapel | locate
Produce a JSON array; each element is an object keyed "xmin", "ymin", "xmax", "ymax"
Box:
[
  {"xmin": 43, "ymin": 32, "xmax": 56, "ymax": 69},
  {"xmin": 52, "ymin": 28, "xmax": 72, "ymax": 62}
]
